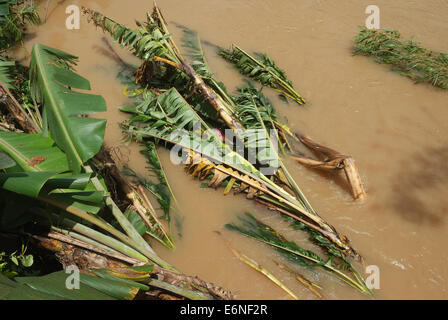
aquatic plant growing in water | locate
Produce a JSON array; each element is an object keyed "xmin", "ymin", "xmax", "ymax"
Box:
[{"xmin": 353, "ymin": 26, "xmax": 448, "ymax": 90}]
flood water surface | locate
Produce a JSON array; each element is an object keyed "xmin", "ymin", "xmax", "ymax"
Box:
[{"xmin": 25, "ymin": 0, "xmax": 448, "ymax": 299}]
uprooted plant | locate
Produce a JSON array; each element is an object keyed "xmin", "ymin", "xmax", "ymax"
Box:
[
  {"xmin": 0, "ymin": 41, "xmax": 232, "ymax": 300},
  {"xmin": 82, "ymin": 2, "xmax": 372, "ymax": 297}
]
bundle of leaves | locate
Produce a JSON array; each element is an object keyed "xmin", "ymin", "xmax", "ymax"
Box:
[{"xmin": 353, "ymin": 26, "xmax": 448, "ymax": 89}]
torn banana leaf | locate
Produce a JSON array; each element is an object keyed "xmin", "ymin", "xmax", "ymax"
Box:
[
  {"xmin": 29, "ymin": 44, "xmax": 107, "ymax": 174},
  {"xmin": 3, "ymin": 269, "xmax": 142, "ymax": 300},
  {"xmin": 140, "ymin": 141, "xmax": 183, "ymax": 238},
  {"xmin": 0, "ymin": 131, "xmax": 104, "ymax": 214},
  {"xmin": 225, "ymin": 213, "xmax": 372, "ymax": 296},
  {"xmin": 218, "ymin": 45, "xmax": 306, "ymax": 105}
]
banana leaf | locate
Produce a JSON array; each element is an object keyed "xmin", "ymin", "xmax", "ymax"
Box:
[
  {"xmin": 29, "ymin": 44, "xmax": 107, "ymax": 174},
  {"xmin": 218, "ymin": 45, "xmax": 306, "ymax": 105},
  {"xmin": 0, "ymin": 152, "xmax": 15, "ymax": 169},
  {"xmin": 0, "ymin": 56, "xmax": 15, "ymax": 88},
  {"xmin": 28, "ymin": 44, "xmax": 165, "ymax": 265},
  {"xmin": 0, "ymin": 131, "xmax": 104, "ymax": 213},
  {"xmin": 181, "ymin": 28, "xmax": 236, "ymax": 109},
  {"xmin": 122, "ymin": 87, "xmax": 357, "ymax": 260},
  {"xmin": 2, "ymin": 269, "xmax": 142, "ymax": 300},
  {"xmin": 226, "ymin": 213, "xmax": 372, "ymax": 296}
]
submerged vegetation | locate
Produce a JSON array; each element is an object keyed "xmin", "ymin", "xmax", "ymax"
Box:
[{"xmin": 354, "ymin": 26, "xmax": 448, "ymax": 89}]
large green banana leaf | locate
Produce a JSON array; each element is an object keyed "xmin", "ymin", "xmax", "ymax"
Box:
[
  {"xmin": 0, "ymin": 131, "xmax": 69, "ymax": 173},
  {"xmin": 1, "ymin": 269, "xmax": 143, "ymax": 300},
  {"xmin": 29, "ymin": 44, "xmax": 107, "ymax": 174},
  {"xmin": 0, "ymin": 172, "xmax": 91, "ymax": 198},
  {"xmin": 0, "ymin": 131, "xmax": 104, "ymax": 215}
]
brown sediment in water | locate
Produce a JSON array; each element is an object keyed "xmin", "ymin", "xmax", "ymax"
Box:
[{"xmin": 22, "ymin": 0, "xmax": 448, "ymax": 299}]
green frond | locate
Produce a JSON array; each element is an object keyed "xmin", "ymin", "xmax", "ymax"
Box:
[
  {"xmin": 232, "ymin": 81, "xmax": 279, "ymax": 131},
  {"xmin": 82, "ymin": 7, "xmax": 178, "ymax": 63},
  {"xmin": 120, "ymin": 86, "xmax": 359, "ymax": 262},
  {"xmin": 181, "ymin": 27, "xmax": 237, "ymax": 111},
  {"xmin": 218, "ymin": 45, "xmax": 306, "ymax": 105},
  {"xmin": 226, "ymin": 213, "xmax": 373, "ymax": 296},
  {"xmin": 182, "ymin": 28, "xmax": 213, "ymax": 78}
]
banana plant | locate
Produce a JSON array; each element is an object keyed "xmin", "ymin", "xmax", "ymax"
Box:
[
  {"xmin": 1, "ymin": 264, "xmax": 213, "ymax": 300},
  {"xmin": 83, "ymin": 3, "xmax": 365, "ymax": 262},
  {"xmin": 81, "ymin": 2, "xmax": 372, "ymax": 296},
  {"xmin": 82, "ymin": 5, "xmax": 245, "ymax": 136},
  {"xmin": 30, "ymin": 43, "xmax": 173, "ymax": 264},
  {"xmin": 120, "ymin": 86, "xmax": 361, "ymax": 264},
  {"xmin": 0, "ymin": 43, "xmax": 178, "ymax": 270},
  {"xmin": 0, "ymin": 43, "xmax": 229, "ymax": 300}
]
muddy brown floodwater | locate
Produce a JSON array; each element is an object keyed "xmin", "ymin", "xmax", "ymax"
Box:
[{"xmin": 23, "ymin": 0, "xmax": 448, "ymax": 299}]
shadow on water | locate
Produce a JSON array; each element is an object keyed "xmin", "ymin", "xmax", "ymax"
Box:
[{"xmin": 391, "ymin": 146, "xmax": 448, "ymax": 226}]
